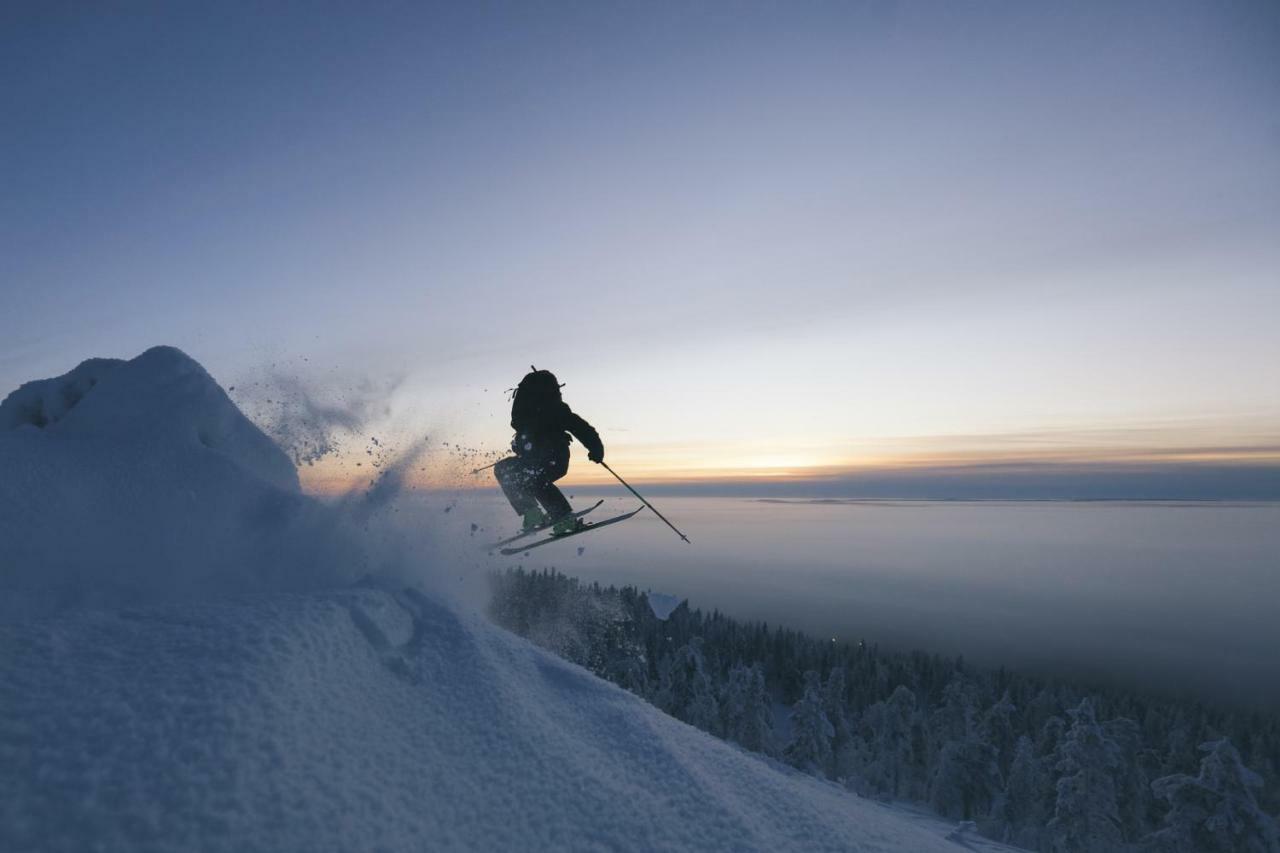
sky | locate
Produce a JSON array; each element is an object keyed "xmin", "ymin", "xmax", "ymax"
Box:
[{"xmin": 3, "ymin": 1, "xmax": 1278, "ymax": 496}]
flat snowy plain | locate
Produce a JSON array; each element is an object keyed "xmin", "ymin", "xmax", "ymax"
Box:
[{"xmin": 0, "ymin": 347, "xmax": 1019, "ymax": 852}]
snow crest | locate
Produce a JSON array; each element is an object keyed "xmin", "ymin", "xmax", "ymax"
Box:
[
  {"xmin": 0, "ymin": 346, "xmax": 297, "ymax": 491},
  {"xmin": 0, "ymin": 347, "xmax": 360, "ymax": 616}
]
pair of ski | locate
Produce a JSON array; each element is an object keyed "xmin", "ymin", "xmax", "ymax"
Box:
[{"xmin": 487, "ymin": 500, "xmax": 644, "ymax": 555}]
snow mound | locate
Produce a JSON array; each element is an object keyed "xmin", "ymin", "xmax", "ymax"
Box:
[
  {"xmin": 0, "ymin": 356, "xmax": 123, "ymax": 430},
  {"xmin": 0, "ymin": 346, "xmax": 297, "ymax": 491},
  {"xmin": 0, "ymin": 585, "xmax": 1002, "ymax": 852},
  {"xmin": 0, "ymin": 347, "xmax": 361, "ymax": 615}
]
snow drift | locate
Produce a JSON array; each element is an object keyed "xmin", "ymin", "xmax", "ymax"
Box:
[
  {"xmin": 0, "ymin": 347, "xmax": 1014, "ymax": 852},
  {"xmin": 0, "ymin": 347, "xmax": 296, "ymax": 491},
  {"xmin": 0, "ymin": 346, "xmax": 366, "ymax": 616}
]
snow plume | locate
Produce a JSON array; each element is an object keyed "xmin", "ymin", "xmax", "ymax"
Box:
[
  {"xmin": 228, "ymin": 370, "xmax": 399, "ymax": 468},
  {"xmin": 225, "ymin": 358, "xmax": 507, "ymax": 604},
  {"xmin": 346, "ymin": 434, "xmax": 433, "ymax": 517},
  {"xmin": 227, "ymin": 368, "xmax": 501, "ymax": 492}
]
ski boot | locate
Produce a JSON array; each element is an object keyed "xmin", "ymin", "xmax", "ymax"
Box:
[
  {"xmin": 521, "ymin": 507, "xmax": 549, "ymax": 533},
  {"xmin": 552, "ymin": 513, "xmax": 586, "ymax": 537}
]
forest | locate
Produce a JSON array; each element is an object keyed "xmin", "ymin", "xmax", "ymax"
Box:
[{"xmin": 490, "ymin": 568, "xmax": 1280, "ymax": 853}]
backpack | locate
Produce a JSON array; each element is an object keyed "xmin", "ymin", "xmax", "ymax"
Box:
[{"xmin": 510, "ymin": 368, "xmax": 563, "ymax": 431}]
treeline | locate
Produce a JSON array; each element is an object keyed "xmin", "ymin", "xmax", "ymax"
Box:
[{"xmin": 489, "ymin": 568, "xmax": 1280, "ymax": 853}]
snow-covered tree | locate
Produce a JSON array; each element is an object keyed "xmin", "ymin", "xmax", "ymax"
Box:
[
  {"xmin": 823, "ymin": 666, "xmax": 853, "ymax": 777},
  {"xmin": 930, "ymin": 676, "xmax": 983, "ymax": 756},
  {"xmin": 605, "ymin": 651, "xmax": 649, "ymax": 698},
  {"xmin": 999, "ymin": 734, "xmax": 1052, "ymax": 850},
  {"xmin": 786, "ymin": 671, "xmax": 834, "ymax": 775},
  {"xmin": 1047, "ymin": 698, "xmax": 1124, "ymax": 853},
  {"xmin": 1038, "ymin": 713, "xmax": 1068, "ymax": 765},
  {"xmin": 721, "ymin": 662, "xmax": 774, "ymax": 755},
  {"xmin": 1145, "ymin": 738, "xmax": 1280, "ymax": 853},
  {"xmin": 1104, "ymin": 715, "xmax": 1156, "ymax": 841},
  {"xmin": 1163, "ymin": 708, "xmax": 1199, "ymax": 775},
  {"xmin": 928, "ymin": 728, "xmax": 1001, "ymax": 821},
  {"xmin": 853, "ymin": 684, "xmax": 922, "ymax": 800},
  {"xmin": 980, "ymin": 690, "xmax": 1019, "ymax": 779},
  {"xmin": 656, "ymin": 637, "xmax": 720, "ymax": 735},
  {"xmin": 491, "ymin": 568, "xmax": 1280, "ymax": 851},
  {"xmin": 925, "ymin": 674, "xmax": 1001, "ymax": 822}
]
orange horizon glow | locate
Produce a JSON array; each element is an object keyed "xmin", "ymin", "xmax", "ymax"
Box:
[{"xmin": 294, "ymin": 432, "xmax": 1280, "ymax": 496}]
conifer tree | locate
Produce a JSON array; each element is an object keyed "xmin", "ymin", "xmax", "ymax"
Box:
[
  {"xmin": 786, "ymin": 671, "xmax": 834, "ymax": 775},
  {"xmin": 981, "ymin": 690, "xmax": 1019, "ymax": 780},
  {"xmin": 823, "ymin": 666, "xmax": 853, "ymax": 777},
  {"xmin": 928, "ymin": 723, "xmax": 1001, "ymax": 821},
  {"xmin": 855, "ymin": 684, "xmax": 921, "ymax": 800},
  {"xmin": 1047, "ymin": 698, "xmax": 1124, "ymax": 853},
  {"xmin": 722, "ymin": 663, "xmax": 774, "ymax": 756},
  {"xmin": 657, "ymin": 637, "xmax": 721, "ymax": 735},
  {"xmin": 1146, "ymin": 738, "xmax": 1280, "ymax": 853},
  {"xmin": 1000, "ymin": 735, "xmax": 1052, "ymax": 850},
  {"xmin": 1104, "ymin": 715, "xmax": 1156, "ymax": 841},
  {"xmin": 928, "ymin": 676, "xmax": 983, "ymax": 771}
]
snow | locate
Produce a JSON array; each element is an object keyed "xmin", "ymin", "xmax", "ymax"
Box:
[
  {"xmin": 3, "ymin": 586, "xmax": 1022, "ymax": 852},
  {"xmin": 0, "ymin": 346, "xmax": 363, "ymax": 616},
  {"xmin": 646, "ymin": 591, "xmax": 683, "ymax": 621},
  {"xmin": 1, "ymin": 347, "xmax": 1020, "ymax": 851},
  {"xmin": 0, "ymin": 346, "xmax": 296, "ymax": 492}
]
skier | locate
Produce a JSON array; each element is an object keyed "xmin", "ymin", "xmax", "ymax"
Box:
[{"xmin": 495, "ymin": 368, "xmax": 604, "ymax": 536}]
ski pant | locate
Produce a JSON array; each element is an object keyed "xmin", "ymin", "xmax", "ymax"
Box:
[{"xmin": 494, "ymin": 445, "xmax": 571, "ymax": 520}]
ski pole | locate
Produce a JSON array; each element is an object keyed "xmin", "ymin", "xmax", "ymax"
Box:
[{"xmin": 600, "ymin": 461, "xmax": 690, "ymax": 543}]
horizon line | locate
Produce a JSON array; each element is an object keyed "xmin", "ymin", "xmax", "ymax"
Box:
[{"xmin": 299, "ymin": 457, "xmax": 1280, "ymax": 502}]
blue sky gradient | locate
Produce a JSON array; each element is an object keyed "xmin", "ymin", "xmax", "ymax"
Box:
[{"xmin": 3, "ymin": 2, "xmax": 1278, "ymax": 495}]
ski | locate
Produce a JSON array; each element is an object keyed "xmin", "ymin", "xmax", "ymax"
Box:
[
  {"xmin": 500, "ymin": 507, "xmax": 644, "ymax": 555},
  {"xmin": 485, "ymin": 500, "xmax": 604, "ymax": 550}
]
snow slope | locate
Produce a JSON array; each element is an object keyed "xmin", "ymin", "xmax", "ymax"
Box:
[
  {"xmin": 3, "ymin": 586, "xmax": 1014, "ymax": 852},
  {"xmin": 1, "ymin": 348, "xmax": 1017, "ymax": 852}
]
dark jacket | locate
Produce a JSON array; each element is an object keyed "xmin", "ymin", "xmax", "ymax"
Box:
[{"xmin": 511, "ymin": 400, "xmax": 603, "ymax": 460}]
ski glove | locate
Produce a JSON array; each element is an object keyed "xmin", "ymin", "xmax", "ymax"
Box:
[{"xmin": 588, "ymin": 446, "xmax": 604, "ymax": 464}]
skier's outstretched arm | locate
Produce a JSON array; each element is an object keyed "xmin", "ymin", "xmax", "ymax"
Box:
[{"xmin": 563, "ymin": 409, "xmax": 604, "ymax": 463}]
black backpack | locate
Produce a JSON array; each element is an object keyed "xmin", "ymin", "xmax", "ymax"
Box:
[{"xmin": 511, "ymin": 368, "xmax": 562, "ymax": 430}]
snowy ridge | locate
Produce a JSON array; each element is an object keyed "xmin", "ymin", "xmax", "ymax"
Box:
[
  {"xmin": 2, "ymin": 584, "xmax": 1014, "ymax": 852},
  {"xmin": 0, "ymin": 347, "xmax": 361, "ymax": 616},
  {"xmin": 0, "ymin": 346, "xmax": 297, "ymax": 492}
]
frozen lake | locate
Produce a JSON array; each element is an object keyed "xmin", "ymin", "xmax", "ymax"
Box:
[{"xmin": 455, "ymin": 495, "xmax": 1280, "ymax": 709}]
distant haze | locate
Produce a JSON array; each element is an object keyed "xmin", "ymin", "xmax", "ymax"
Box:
[{"xmin": 523, "ymin": 495, "xmax": 1280, "ymax": 709}]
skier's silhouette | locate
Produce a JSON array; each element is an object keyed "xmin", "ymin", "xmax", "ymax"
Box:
[{"xmin": 495, "ymin": 368, "xmax": 604, "ymax": 535}]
